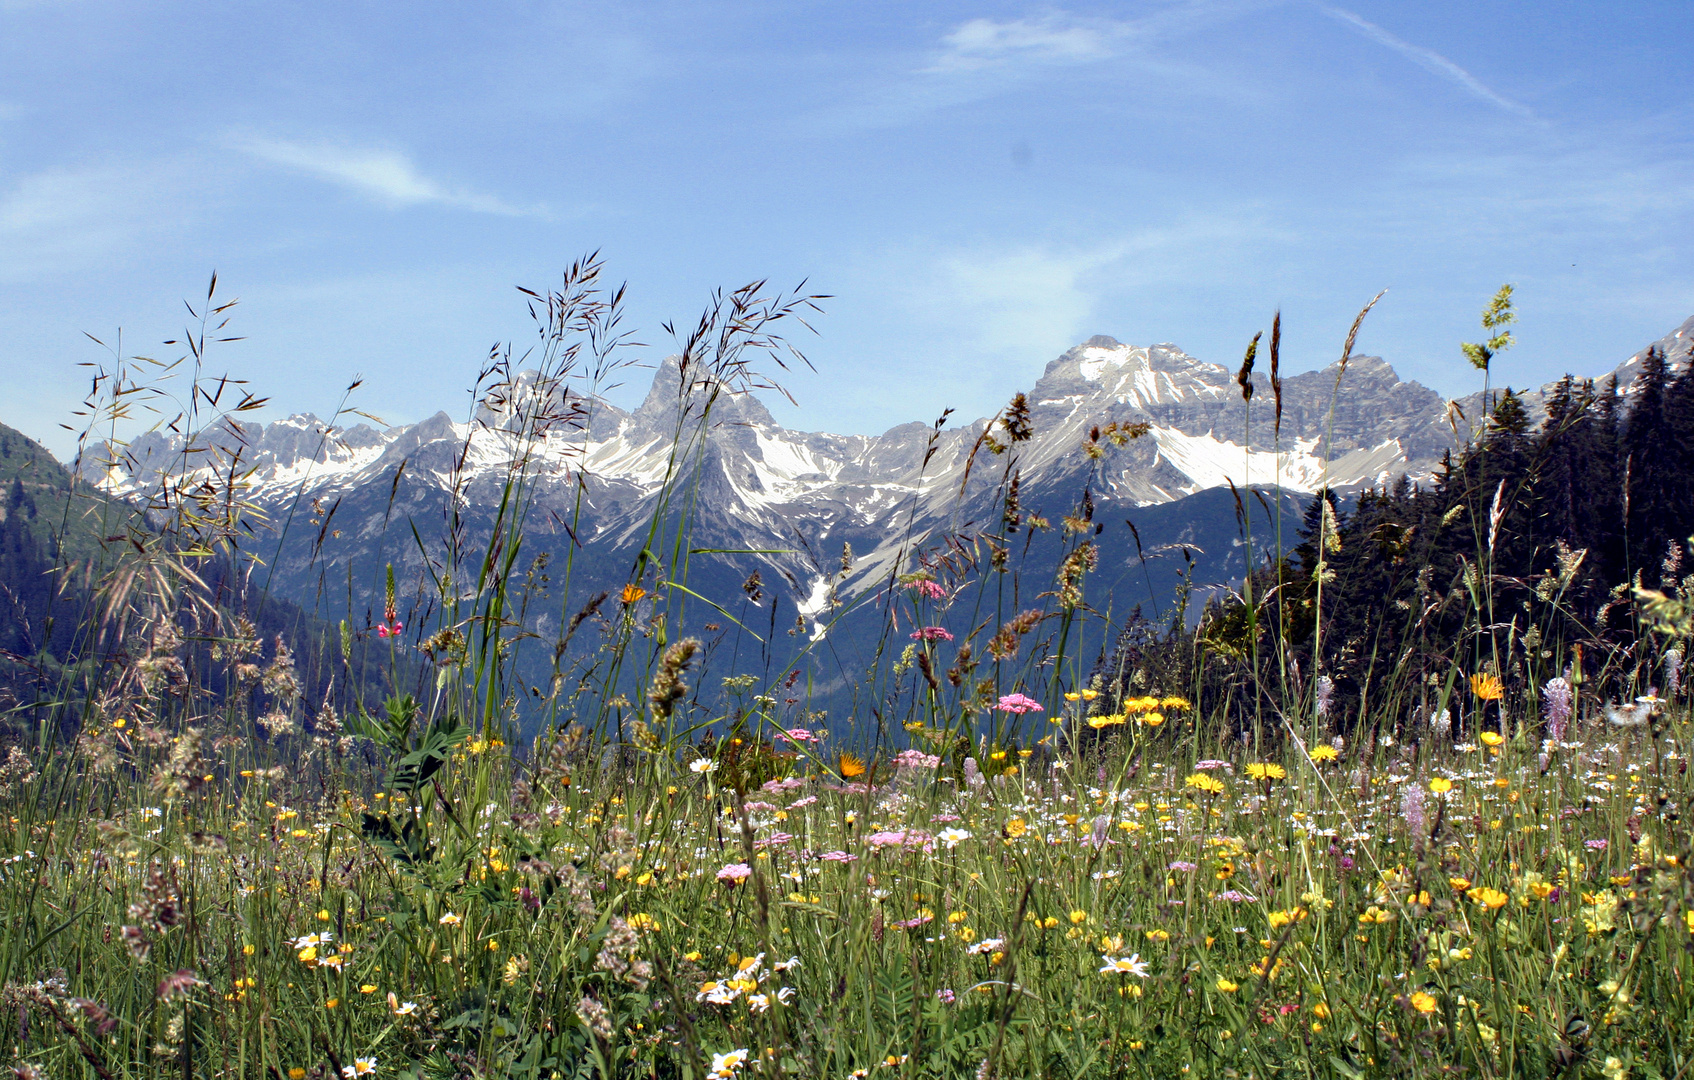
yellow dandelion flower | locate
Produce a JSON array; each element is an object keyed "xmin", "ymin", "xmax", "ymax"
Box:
[{"xmin": 1184, "ymin": 773, "xmax": 1225, "ymax": 796}]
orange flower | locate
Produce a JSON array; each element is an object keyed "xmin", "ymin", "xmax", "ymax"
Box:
[
  {"xmin": 1470, "ymin": 673, "xmax": 1504, "ymax": 701},
  {"xmin": 839, "ymin": 752, "xmax": 867, "ymax": 779},
  {"xmin": 620, "ymin": 583, "xmax": 648, "ymax": 605}
]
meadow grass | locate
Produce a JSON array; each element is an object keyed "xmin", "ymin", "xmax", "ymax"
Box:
[{"xmin": 2, "ymin": 272, "xmax": 1691, "ymax": 1078}]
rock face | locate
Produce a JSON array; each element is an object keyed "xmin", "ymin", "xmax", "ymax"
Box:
[{"xmin": 81, "ymin": 320, "xmax": 1691, "ymax": 618}]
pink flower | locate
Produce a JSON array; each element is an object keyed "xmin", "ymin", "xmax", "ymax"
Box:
[
  {"xmin": 819, "ymin": 851, "xmax": 858, "ymax": 862},
  {"xmin": 866, "ymin": 830, "xmax": 907, "ymax": 849},
  {"xmin": 910, "ymin": 626, "xmax": 954, "ymax": 642},
  {"xmin": 996, "ymin": 693, "xmax": 1044, "ymax": 714},
  {"xmin": 777, "ymin": 728, "xmax": 819, "ymax": 744},
  {"xmin": 893, "ymin": 749, "xmax": 940, "ymax": 770},
  {"xmin": 716, "ymin": 862, "xmax": 753, "ymax": 884},
  {"xmin": 910, "ymin": 580, "xmax": 947, "ymax": 600},
  {"xmin": 376, "ymin": 620, "xmax": 404, "ymax": 639}
]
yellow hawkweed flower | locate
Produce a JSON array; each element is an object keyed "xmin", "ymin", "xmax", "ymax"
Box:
[
  {"xmin": 1245, "ymin": 763, "xmax": 1286, "ymax": 781},
  {"xmin": 1308, "ymin": 745, "xmax": 1338, "ymax": 762}
]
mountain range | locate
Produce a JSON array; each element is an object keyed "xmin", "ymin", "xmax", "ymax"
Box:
[{"xmin": 76, "ymin": 314, "xmax": 1693, "ymax": 630}]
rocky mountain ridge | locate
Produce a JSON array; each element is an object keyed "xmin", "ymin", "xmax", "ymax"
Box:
[{"xmin": 77, "ymin": 317, "xmax": 1694, "ymax": 621}]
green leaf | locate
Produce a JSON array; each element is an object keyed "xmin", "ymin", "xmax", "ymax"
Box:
[{"xmin": 390, "ymin": 715, "xmax": 471, "ymax": 793}]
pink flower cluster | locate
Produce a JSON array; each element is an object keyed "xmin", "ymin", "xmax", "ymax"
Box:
[
  {"xmin": 995, "ymin": 692, "xmax": 1044, "ymax": 714},
  {"xmin": 376, "ymin": 620, "xmax": 404, "ymax": 639},
  {"xmin": 909, "ymin": 626, "xmax": 954, "ymax": 642},
  {"xmin": 716, "ymin": 862, "xmax": 753, "ymax": 884},
  {"xmin": 909, "ymin": 579, "xmax": 947, "ymax": 600},
  {"xmin": 893, "ymin": 749, "xmax": 941, "ymax": 770}
]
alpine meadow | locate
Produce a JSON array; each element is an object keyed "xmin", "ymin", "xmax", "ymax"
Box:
[{"xmin": 1, "ymin": 257, "xmax": 1693, "ymax": 1080}]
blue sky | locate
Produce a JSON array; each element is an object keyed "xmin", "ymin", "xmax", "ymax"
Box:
[{"xmin": 2, "ymin": 1, "xmax": 1691, "ymax": 458}]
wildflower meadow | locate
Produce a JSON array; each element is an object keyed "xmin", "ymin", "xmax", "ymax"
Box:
[{"xmin": 1, "ymin": 270, "xmax": 1691, "ymax": 1079}]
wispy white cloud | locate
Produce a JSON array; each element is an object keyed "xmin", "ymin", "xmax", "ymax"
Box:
[
  {"xmin": 230, "ymin": 135, "xmax": 539, "ymax": 216},
  {"xmin": 1316, "ymin": 5, "xmax": 1537, "ymax": 120},
  {"xmin": 827, "ymin": 4, "xmax": 1263, "ymax": 130},
  {"xmin": 926, "ymin": 13, "xmax": 1124, "ymax": 74}
]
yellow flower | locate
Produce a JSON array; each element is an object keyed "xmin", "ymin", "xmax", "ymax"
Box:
[
  {"xmin": 1160, "ymin": 696, "xmax": 1191, "ymax": 711},
  {"xmin": 1448, "ymin": 876, "xmax": 1472, "ymax": 892},
  {"xmin": 1470, "ymin": 673, "xmax": 1504, "ymax": 701},
  {"xmin": 1184, "ymin": 773, "xmax": 1225, "ymax": 796},
  {"xmin": 1215, "ymin": 976, "xmax": 1239, "ymax": 992},
  {"xmin": 628, "ymin": 913, "xmax": 660, "ymax": 932},
  {"xmin": 1068, "ymin": 910, "xmax": 1089, "ymax": 925},
  {"xmin": 1428, "ymin": 777, "xmax": 1454, "ymax": 794},
  {"xmin": 1468, "ymin": 886, "xmax": 1509, "ymax": 910},
  {"xmin": 438, "ymin": 912, "xmax": 462, "ymax": 926},
  {"xmin": 1003, "ymin": 818, "xmax": 1027, "ymax": 839},
  {"xmin": 290, "ymin": 1071, "xmax": 307, "ymax": 1080},
  {"xmin": 1245, "ymin": 763, "xmax": 1286, "ymax": 781},
  {"xmin": 1140, "ymin": 712, "xmax": 1165, "ymax": 727},
  {"xmin": 1408, "ymin": 991, "xmax": 1438, "ymax": 1014},
  {"xmin": 1479, "ymin": 730, "xmax": 1505, "ymax": 747},
  {"xmin": 1308, "ymin": 745, "xmax": 1339, "ymax": 762},
  {"xmin": 359, "ymin": 984, "xmax": 378, "ymax": 994},
  {"xmin": 1267, "ymin": 907, "xmax": 1306, "ymax": 929},
  {"xmin": 1087, "ymin": 713, "xmax": 1127, "ymax": 729}
]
